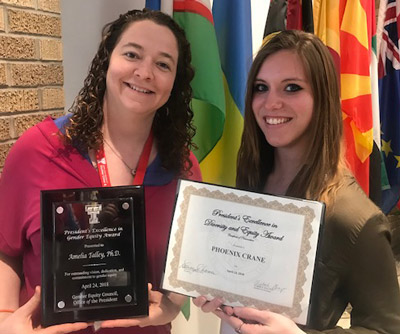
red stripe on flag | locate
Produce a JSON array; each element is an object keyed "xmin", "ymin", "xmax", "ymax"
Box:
[
  {"xmin": 339, "ymin": 0, "xmax": 346, "ymax": 26},
  {"xmin": 286, "ymin": 0, "xmax": 302, "ymax": 30},
  {"xmin": 362, "ymin": 0, "xmax": 375, "ymax": 51},
  {"xmin": 342, "ymin": 94, "xmax": 373, "ymax": 132},
  {"xmin": 396, "ymin": 13, "xmax": 400, "ymax": 38},
  {"xmin": 386, "ymin": 6, "xmax": 396, "ymax": 21},
  {"xmin": 382, "ymin": 31, "xmax": 400, "ymax": 63},
  {"xmin": 398, "ymin": 13, "xmax": 400, "ymax": 41},
  {"xmin": 173, "ymin": 0, "xmax": 214, "ymax": 24},
  {"xmin": 340, "ymin": 31, "xmax": 370, "ymax": 75},
  {"xmin": 378, "ymin": 56, "xmax": 385, "ymax": 79},
  {"xmin": 343, "ymin": 117, "xmax": 370, "ymax": 194}
]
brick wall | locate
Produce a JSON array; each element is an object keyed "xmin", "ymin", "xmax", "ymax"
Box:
[{"xmin": 0, "ymin": 0, "xmax": 64, "ymax": 169}]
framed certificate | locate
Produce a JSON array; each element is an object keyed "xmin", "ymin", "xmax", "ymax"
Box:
[
  {"xmin": 162, "ymin": 180, "xmax": 324, "ymax": 325},
  {"xmin": 41, "ymin": 186, "xmax": 148, "ymax": 326}
]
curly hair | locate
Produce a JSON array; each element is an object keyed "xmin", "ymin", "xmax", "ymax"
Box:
[
  {"xmin": 237, "ymin": 30, "xmax": 345, "ymax": 204},
  {"xmin": 64, "ymin": 8, "xmax": 196, "ymax": 175}
]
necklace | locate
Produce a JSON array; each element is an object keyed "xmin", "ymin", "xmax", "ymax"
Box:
[
  {"xmin": 103, "ymin": 138, "xmax": 137, "ymax": 176},
  {"xmin": 96, "ymin": 130, "xmax": 153, "ymax": 187}
]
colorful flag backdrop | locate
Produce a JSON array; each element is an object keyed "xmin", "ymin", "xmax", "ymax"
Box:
[
  {"xmin": 143, "ymin": 3, "xmax": 221, "ymax": 321},
  {"xmin": 199, "ymin": 0, "xmax": 252, "ymax": 185},
  {"xmin": 146, "ymin": 0, "xmax": 251, "ymax": 186},
  {"xmin": 370, "ymin": 2, "xmax": 382, "ymax": 205},
  {"xmin": 314, "ymin": 0, "xmax": 376, "ymax": 196},
  {"xmin": 145, "ymin": 0, "xmax": 250, "ymax": 318},
  {"xmin": 378, "ymin": 0, "xmax": 400, "ymax": 213},
  {"xmin": 367, "ymin": 1, "xmax": 383, "ymax": 207},
  {"xmin": 173, "ymin": 0, "xmax": 227, "ymax": 171},
  {"xmin": 147, "ymin": 0, "xmax": 226, "ymax": 179}
]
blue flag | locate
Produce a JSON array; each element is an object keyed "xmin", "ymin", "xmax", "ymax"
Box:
[
  {"xmin": 378, "ymin": 0, "xmax": 400, "ymax": 213},
  {"xmin": 145, "ymin": 0, "xmax": 160, "ymax": 9},
  {"xmin": 212, "ymin": 0, "xmax": 252, "ymax": 116},
  {"xmin": 193, "ymin": 0, "xmax": 252, "ymax": 185}
]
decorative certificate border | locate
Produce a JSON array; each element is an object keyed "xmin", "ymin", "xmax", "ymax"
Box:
[{"xmin": 168, "ymin": 185, "xmax": 316, "ymax": 318}]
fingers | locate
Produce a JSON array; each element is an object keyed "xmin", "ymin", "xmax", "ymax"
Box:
[
  {"xmin": 192, "ymin": 296, "xmax": 224, "ymax": 313},
  {"xmin": 221, "ymin": 305, "xmax": 234, "ymax": 316},
  {"xmin": 200, "ymin": 298, "xmax": 224, "ymax": 313},
  {"xmin": 100, "ymin": 319, "xmax": 141, "ymax": 328},
  {"xmin": 212, "ymin": 309, "xmax": 233, "ymax": 322},
  {"xmin": 41, "ymin": 322, "xmax": 89, "ymax": 334},
  {"xmin": 233, "ymin": 307, "xmax": 271, "ymax": 324},
  {"xmin": 192, "ymin": 296, "xmax": 207, "ymax": 308}
]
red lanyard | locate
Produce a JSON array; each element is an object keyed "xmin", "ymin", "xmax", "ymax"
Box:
[{"xmin": 96, "ymin": 131, "xmax": 153, "ymax": 187}]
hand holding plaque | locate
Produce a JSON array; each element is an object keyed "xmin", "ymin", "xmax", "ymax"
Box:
[
  {"xmin": 162, "ymin": 180, "xmax": 324, "ymax": 325},
  {"xmin": 41, "ymin": 186, "xmax": 148, "ymax": 326},
  {"xmin": 0, "ymin": 287, "xmax": 89, "ymax": 334}
]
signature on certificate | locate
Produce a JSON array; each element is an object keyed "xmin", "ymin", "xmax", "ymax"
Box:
[
  {"xmin": 180, "ymin": 260, "xmax": 216, "ymax": 275},
  {"xmin": 254, "ymin": 280, "xmax": 287, "ymax": 293}
]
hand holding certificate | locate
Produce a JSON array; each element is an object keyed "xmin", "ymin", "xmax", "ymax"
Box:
[{"xmin": 162, "ymin": 180, "xmax": 324, "ymax": 325}]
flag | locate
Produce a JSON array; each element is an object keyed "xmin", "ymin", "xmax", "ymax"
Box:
[
  {"xmin": 172, "ymin": 0, "xmax": 226, "ymax": 175},
  {"xmin": 378, "ymin": 0, "xmax": 400, "ymax": 213},
  {"xmin": 368, "ymin": 2, "xmax": 383, "ymax": 207},
  {"xmin": 147, "ymin": 0, "xmax": 251, "ymax": 186},
  {"xmin": 147, "ymin": 0, "xmax": 226, "ymax": 173},
  {"xmin": 264, "ymin": 0, "xmax": 314, "ymax": 36},
  {"xmin": 145, "ymin": 0, "xmax": 173, "ymax": 14},
  {"xmin": 264, "ymin": 0, "xmax": 287, "ymax": 36},
  {"xmin": 198, "ymin": 0, "xmax": 252, "ymax": 185},
  {"xmin": 146, "ymin": 0, "xmax": 162, "ymax": 10},
  {"xmin": 314, "ymin": 0, "xmax": 376, "ymax": 196},
  {"xmin": 145, "ymin": 0, "xmax": 226, "ymax": 319}
]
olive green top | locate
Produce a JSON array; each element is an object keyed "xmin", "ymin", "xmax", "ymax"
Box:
[{"xmin": 305, "ymin": 175, "xmax": 400, "ymax": 334}]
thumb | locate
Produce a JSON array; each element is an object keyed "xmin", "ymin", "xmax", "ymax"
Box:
[{"xmin": 17, "ymin": 286, "xmax": 41, "ymax": 317}]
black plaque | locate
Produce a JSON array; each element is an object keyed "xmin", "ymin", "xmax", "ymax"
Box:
[{"xmin": 41, "ymin": 186, "xmax": 148, "ymax": 327}]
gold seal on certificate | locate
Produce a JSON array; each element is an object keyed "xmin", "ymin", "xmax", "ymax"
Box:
[{"xmin": 162, "ymin": 180, "xmax": 325, "ymax": 325}]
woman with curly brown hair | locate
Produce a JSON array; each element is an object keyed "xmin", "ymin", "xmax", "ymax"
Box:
[{"xmin": 0, "ymin": 8, "xmax": 200, "ymax": 334}]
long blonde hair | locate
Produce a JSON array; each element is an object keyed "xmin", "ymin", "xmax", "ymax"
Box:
[{"xmin": 236, "ymin": 30, "xmax": 346, "ymax": 205}]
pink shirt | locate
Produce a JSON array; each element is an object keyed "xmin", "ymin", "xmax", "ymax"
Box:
[{"xmin": 0, "ymin": 117, "xmax": 201, "ymax": 334}]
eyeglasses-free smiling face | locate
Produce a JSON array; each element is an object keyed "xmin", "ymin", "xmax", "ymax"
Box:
[
  {"xmin": 104, "ymin": 19, "xmax": 179, "ymax": 118},
  {"xmin": 252, "ymin": 49, "xmax": 314, "ymax": 156}
]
